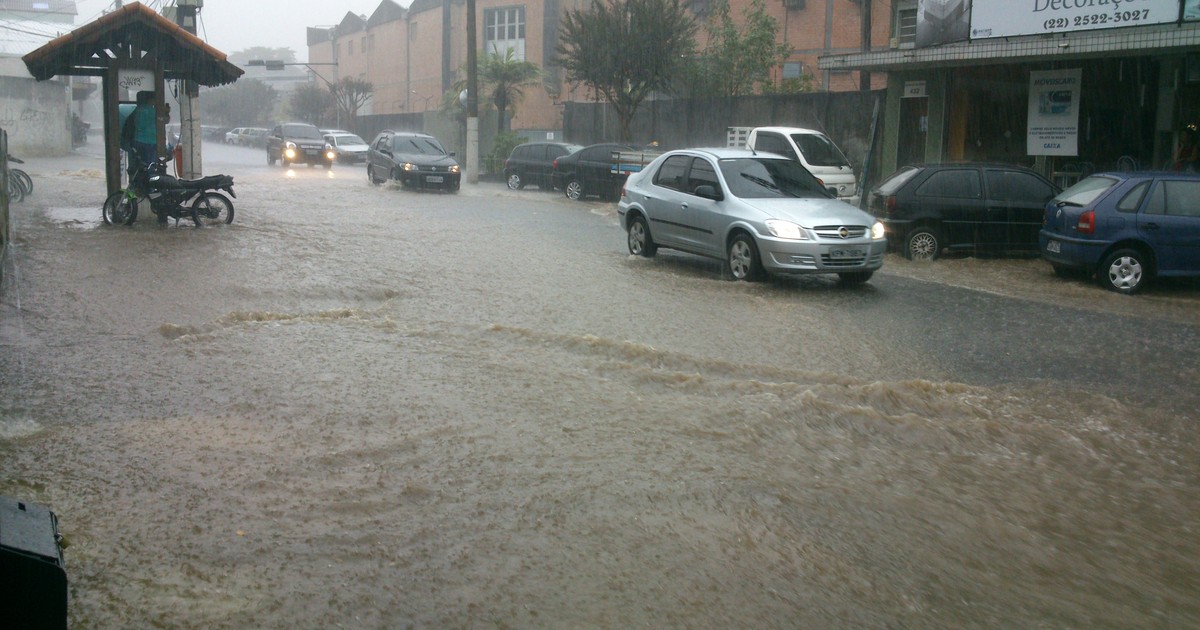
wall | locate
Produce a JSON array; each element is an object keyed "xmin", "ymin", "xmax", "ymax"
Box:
[
  {"xmin": 563, "ymin": 89, "xmax": 886, "ymax": 182},
  {"xmin": 0, "ymin": 59, "xmax": 70, "ymax": 157},
  {"xmin": 1, "ymin": 130, "xmax": 8, "ymax": 284}
]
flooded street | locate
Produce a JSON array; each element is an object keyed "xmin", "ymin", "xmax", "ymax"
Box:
[{"xmin": 2, "ymin": 147, "xmax": 1198, "ymax": 628}]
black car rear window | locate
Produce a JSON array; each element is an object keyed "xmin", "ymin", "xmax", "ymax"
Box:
[
  {"xmin": 875, "ymin": 166, "xmax": 920, "ymax": 195},
  {"xmin": 916, "ymin": 169, "xmax": 982, "ymax": 199}
]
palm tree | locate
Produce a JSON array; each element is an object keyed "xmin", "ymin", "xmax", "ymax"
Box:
[{"xmin": 478, "ymin": 49, "xmax": 543, "ymax": 134}]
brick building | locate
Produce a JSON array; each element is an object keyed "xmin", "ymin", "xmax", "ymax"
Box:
[{"xmin": 305, "ymin": 0, "xmax": 888, "ymax": 138}]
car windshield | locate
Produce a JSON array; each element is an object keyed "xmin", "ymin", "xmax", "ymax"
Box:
[
  {"xmin": 1055, "ymin": 175, "xmax": 1119, "ymax": 207},
  {"xmin": 791, "ymin": 133, "xmax": 851, "ymax": 167},
  {"xmin": 332, "ymin": 134, "xmax": 365, "ymax": 146},
  {"xmin": 718, "ymin": 157, "xmax": 832, "ymax": 199},
  {"xmin": 283, "ymin": 125, "xmax": 323, "ymax": 139},
  {"xmin": 396, "ymin": 136, "xmax": 446, "ymax": 155}
]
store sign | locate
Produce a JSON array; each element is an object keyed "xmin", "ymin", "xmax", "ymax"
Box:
[
  {"xmin": 917, "ymin": 0, "xmax": 972, "ymax": 47},
  {"xmin": 117, "ymin": 69, "xmax": 154, "ymax": 94},
  {"xmin": 1027, "ymin": 69, "xmax": 1081, "ymax": 156},
  {"xmin": 971, "ymin": 0, "xmax": 1180, "ymax": 39},
  {"xmin": 903, "ymin": 81, "xmax": 928, "ymax": 98}
]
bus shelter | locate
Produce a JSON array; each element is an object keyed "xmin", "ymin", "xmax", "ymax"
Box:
[{"xmin": 22, "ymin": 3, "xmax": 242, "ymax": 196}]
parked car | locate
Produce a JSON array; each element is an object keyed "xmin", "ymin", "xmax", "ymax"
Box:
[
  {"xmin": 728, "ymin": 126, "xmax": 859, "ymax": 204},
  {"xmin": 869, "ymin": 163, "xmax": 1060, "ymax": 260},
  {"xmin": 324, "ymin": 132, "xmax": 370, "ymax": 164},
  {"xmin": 241, "ymin": 127, "xmax": 270, "ymax": 148},
  {"xmin": 366, "ymin": 130, "xmax": 460, "ymax": 192},
  {"xmin": 551, "ymin": 142, "xmax": 639, "ymax": 201},
  {"xmin": 224, "ymin": 127, "xmax": 245, "ymax": 144},
  {"xmin": 504, "ymin": 141, "xmax": 581, "ymax": 190},
  {"xmin": 618, "ymin": 148, "xmax": 887, "ymax": 283},
  {"xmin": 1040, "ymin": 171, "xmax": 1200, "ymax": 294},
  {"xmin": 266, "ymin": 123, "xmax": 335, "ymax": 168}
]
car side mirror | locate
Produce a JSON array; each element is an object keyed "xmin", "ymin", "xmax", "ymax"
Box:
[{"xmin": 694, "ymin": 185, "xmax": 723, "ymax": 201}]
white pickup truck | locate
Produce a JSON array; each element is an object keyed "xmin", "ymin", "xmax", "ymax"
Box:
[{"xmin": 728, "ymin": 126, "xmax": 859, "ymax": 205}]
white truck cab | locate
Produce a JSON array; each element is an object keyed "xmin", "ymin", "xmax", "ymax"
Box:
[{"xmin": 728, "ymin": 126, "xmax": 859, "ymax": 205}]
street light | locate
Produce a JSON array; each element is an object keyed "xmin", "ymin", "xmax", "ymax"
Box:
[{"xmin": 410, "ymin": 90, "xmax": 435, "ymax": 111}]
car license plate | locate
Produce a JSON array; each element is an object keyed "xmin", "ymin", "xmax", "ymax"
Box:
[
  {"xmin": 1046, "ymin": 240, "xmax": 1061, "ymax": 253},
  {"xmin": 828, "ymin": 247, "xmax": 864, "ymax": 259},
  {"xmin": 426, "ymin": 175, "xmax": 444, "ymax": 183}
]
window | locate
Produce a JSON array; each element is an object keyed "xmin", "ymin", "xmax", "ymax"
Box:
[
  {"xmin": 686, "ymin": 158, "xmax": 720, "ymax": 195},
  {"xmin": 1116, "ymin": 182, "xmax": 1150, "ymax": 213},
  {"xmin": 896, "ymin": 1, "xmax": 917, "ymax": 46},
  {"xmin": 1163, "ymin": 180, "xmax": 1200, "ymax": 217},
  {"xmin": 987, "ymin": 170, "xmax": 1054, "ymax": 203},
  {"xmin": 485, "ymin": 7, "xmax": 526, "ymax": 60},
  {"xmin": 754, "ymin": 133, "xmax": 798, "ymax": 161},
  {"xmin": 655, "ymin": 155, "xmax": 690, "ymax": 191},
  {"xmin": 917, "ymin": 170, "xmax": 982, "ymax": 199}
]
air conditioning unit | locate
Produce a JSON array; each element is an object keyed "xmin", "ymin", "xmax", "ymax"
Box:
[
  {"xmin": 782, "ymin": 0, "xmax": 805, "ymax": 9},
  {"xmin": 889, "ymin": 37, "xmax": 899, "ymax": 49}
]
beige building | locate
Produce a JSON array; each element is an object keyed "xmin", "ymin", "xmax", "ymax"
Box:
[{"xmin": 306, "ymin": 0, "xmax": 888, "ymax": 135}]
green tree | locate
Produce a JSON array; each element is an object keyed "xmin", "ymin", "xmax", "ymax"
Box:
[
  {"xmin": 201, "ymin": 78, "xmax": 278, "ymax": 126},
  {"xmin": 556, "ymin": 0, "xmax": 696, "ymax": 141},
  {"xmin": 331, "ymin": 77, "xmax": 374, "ymax": 126},
  {"xmin": 288, "ymin": 82, "xmax": 336, "ymax": 126},
  {"xmin": 480, "ymin": 49, "xmax": 543, "ymax": 133},
  {"xmin": 685, "ymin": 0, "xmax": 790, "ymax": 97}
]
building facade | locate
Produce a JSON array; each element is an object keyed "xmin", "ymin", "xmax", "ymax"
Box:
[
  {"xmin": 306, "ymin": 0, "xmax": 889, "ymax": 139},
  {"xmin": 820, "ymin": 0, "xmax": 1200, "ymax": 186}
]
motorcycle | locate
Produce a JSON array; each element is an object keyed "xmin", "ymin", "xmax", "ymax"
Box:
[{"xmin": 102, "ymin": 154, "xmax": 236, "ymax": 227}]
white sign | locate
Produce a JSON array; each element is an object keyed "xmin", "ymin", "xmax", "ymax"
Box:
[
  {"xmin": 1027, "ymin": 68, "xmax": 1082, "ymax": 156},
  {"xmin": 903, "ymin": 80, "xmax": 928, "ymax": 98},
  {"xmin": 971, "ymin": 0, "xmax": 1180, "ymax": 39},
  {"xmin": 117, "ymin": 69, "xmax": 154, "ymax": 94}
]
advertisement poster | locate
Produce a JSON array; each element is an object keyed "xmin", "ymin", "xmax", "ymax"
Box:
[
  {"xmin": 971, "ymin": 0, "xmax": 1179, "ymax": 39},
  {"xmin": 1027, "ymin": 69, "xmax": 1081, "ymax": 157},
  {"xmin": 916, "ymin": 0, "xmax": 972, "ymax": 48},
  {"xmin": 1187, "ymin": 0, "xmax": 1200, "ymax": 21}
]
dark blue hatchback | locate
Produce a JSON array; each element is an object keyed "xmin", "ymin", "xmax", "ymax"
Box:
[{"xmin": 1040, "ymin": 172, "xmax": 1200, "ymax": 294}]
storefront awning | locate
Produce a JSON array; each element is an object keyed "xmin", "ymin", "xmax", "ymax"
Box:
[{"xmin": 820, "ymin": 22, "xmax": 1200, "ymax": 73}]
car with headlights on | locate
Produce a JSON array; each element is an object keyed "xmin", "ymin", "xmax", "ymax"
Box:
[
  {"xmin": 367, "ymin": 130, "xmax": 460, "ymax": 192},
  {"xmin": 1040, "ymin": 171, "xmax": 1200, "ymax": 294},
  {"xmin": 618, "ymin": 148, "xmax": 887, "ymax": 283},
  {"xmin": 324, "ymin": 132, "xmax": 370, "ymax": 164},
  {"xmin": 266, "ymin": 122, "xmax": 335, "ymax": 168}
]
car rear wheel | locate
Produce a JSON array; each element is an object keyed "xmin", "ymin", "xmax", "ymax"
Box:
[
  {"xmin": 507, "ymin": 172, "xmax": 524, "ymax": 190},
  {"xmin": 565, "ymin": 178, "xmax": 583, "ymax": 201},
  {"xmin": 626, "ymin": 214, "xmax": 657, "ymax": 257},
  {"xmin": 1098, "ymin": 248, "xmax": 1148, "ymax": 294},
  {"xmin": 904, "ymin": 226, "xmax": 943, "ymax": 261},
  {"xmin": 727, "ymin": 233, "xmax": 764, "ymax": 282}
]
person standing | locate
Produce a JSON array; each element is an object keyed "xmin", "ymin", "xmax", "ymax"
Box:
[{"xmin": 1172, "ymin": 124, "xmax": 1198, "ymax": 172}]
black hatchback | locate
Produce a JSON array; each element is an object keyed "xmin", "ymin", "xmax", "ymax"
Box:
[
  {"xmin": 868, "ymin": 163, "xmax": 1060, "ymax": 260},
  {"xmin": 504, "ymin": 141, "xmax": 581, "ymax": 191},
  {"xmin": 366, "ymin": 130, "xmax": 460, "ymax": 192}
]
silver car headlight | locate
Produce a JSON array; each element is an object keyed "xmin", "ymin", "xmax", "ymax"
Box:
[
  {"xmin": 765, "ymin": 219, "xmax": 809, "ymax": 240},
  {"xmin": 871, "ymin": 221, "xmax": 886, "ymax": 240}
]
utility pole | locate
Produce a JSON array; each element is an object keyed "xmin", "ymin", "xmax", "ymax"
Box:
[
  {"xmin": 175, "ymin": 0, "xmax": 202, "ymax": 178},
  {"xmin": 466, "ymin": 0, "xmax": 479, "ymax": 185}
]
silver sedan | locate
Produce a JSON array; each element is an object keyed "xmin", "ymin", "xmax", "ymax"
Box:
[{"xmin": 618, "ymin": 148, "xmax": 887, "ymax": 283}]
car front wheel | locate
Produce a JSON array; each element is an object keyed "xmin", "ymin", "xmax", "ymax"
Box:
[
  {"xmin": 727, "ymin": 233, "xmax": 764, "ymax": 281},
  {"xmin": 507, "ymin": 172, "xmax": 524, "ymax": 190},
  {"xmin": 904, "ymin": 226, "xmax": 943, "ymax": 261},
  {"xmin": 1098, "ymin": 248, "xmax": 1149, "ymax": 294},
  {"xmin": 565, "ymin": 179, "xmax": 583, "ymax": 201},
  {"xmin": 626, "ymin": 214, "xmax": 657, "ymax": 257}
]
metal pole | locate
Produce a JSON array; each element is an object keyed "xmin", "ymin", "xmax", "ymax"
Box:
[
  {"xmin": 466, "ymin": 0, "xmax": 479, "ymax": 184},
  {"xmin": 176, "ymin": 0, "xmax": 201, "ymax": 178}
]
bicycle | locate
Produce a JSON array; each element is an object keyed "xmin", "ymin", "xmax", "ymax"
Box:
[{"xmin": 6, "ymin": 155, "xmax": 32, "ymax": 201}]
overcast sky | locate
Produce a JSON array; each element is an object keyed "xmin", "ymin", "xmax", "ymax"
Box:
[{"xmin": 72, "ymin": 0, "xmax": 390, "ymax": 60}]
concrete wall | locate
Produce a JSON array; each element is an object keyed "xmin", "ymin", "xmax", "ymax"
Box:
[
  {"xmin": 0, "ymin": 58, "xmax": 70, "ymax": 157},
  {"xmin": 563, "ymin": 89, "xmax": 886, "ymax": 183}
]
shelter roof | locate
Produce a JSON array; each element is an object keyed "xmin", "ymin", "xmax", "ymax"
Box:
[{"xmin": 21, "ymin": 2, "xmax": 242, "ymax": 86}]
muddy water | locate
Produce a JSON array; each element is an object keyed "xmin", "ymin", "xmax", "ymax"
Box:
[{"xmin": 2, "ymin": 157, "xmax": 1197, "ymax": 628}]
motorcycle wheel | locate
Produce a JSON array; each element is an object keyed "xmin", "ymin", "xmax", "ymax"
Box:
[
  {"xmin": 102, "ymin": 191, "xmax": 137, "ymax": 226},
  {"xmin": 191, "ymin": 192, "xmax": 234, "ymax": 225}
]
